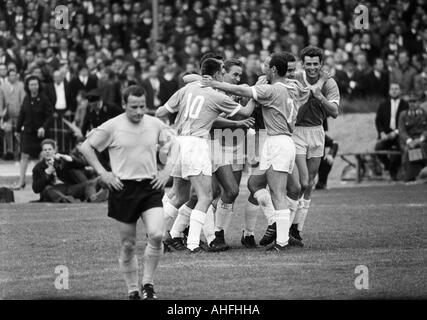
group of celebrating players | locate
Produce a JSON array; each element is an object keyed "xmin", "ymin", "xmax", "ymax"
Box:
[{"xmin": 79, "ymin": 45, "xmax": 340, "ymax": 299}]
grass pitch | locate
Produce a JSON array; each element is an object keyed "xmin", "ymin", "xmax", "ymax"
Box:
[{"xmin": 1, "ymin": 183, "xmax": 426, "ymax": 300}]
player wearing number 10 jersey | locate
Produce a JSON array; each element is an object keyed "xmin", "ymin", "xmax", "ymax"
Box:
[
  {"xmin": 202, "ymin": 53, "xmax": 324, "ymax": 252},
  {"xmin": 156, "ymin": 58, "xmax": 255, "ymax": 252}
]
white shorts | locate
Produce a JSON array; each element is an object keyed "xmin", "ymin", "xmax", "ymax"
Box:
[
  {"xmin": 214, "ymin": 142, "xmax": 246, "ymax": 172},
  {"xmin": 171, "ymin": 136, "xmax": 212, "ymax": 179},
  {"xmin": 259, "ymin": 135, "xmax": 296, "ymax": 173},
  {"xmin": 293, "ymin": 125, "xmax": 325, "ymax": 159}
]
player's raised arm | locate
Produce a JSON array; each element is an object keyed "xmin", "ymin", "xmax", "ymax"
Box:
[
  {"xmin": 213, "ymin": 116, "xmax": 255, "ymax": 129},
  {"xmin": 155, "ymin": 89, "xmax": 182, "ymax": 118},
  {"xmin": 202, "ymin": 76, "xmax": 254, "ymax": 98},
  {"xmin": 235, "ymin": 99, "xmax": 257, "ymax": 117},
  {"xmin": 183, "ymin": 74, "xmax": 202, "ymax": 84}
]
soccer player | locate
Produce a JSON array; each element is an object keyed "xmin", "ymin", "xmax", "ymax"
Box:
[
  {"xmin": 156, "ymin": 58, "xmax": 255, "ymax": 252},
  {"xmin": 203, "ymin": 53, "xmax": 324, "ymax": 251},
  {"xmin": 290, "ymin": 46, "xmax": 340, "ymax": 243},
  {"xmin": 160, "ymin": 52, "xmax": 225, "ymax": 251},
  {"xmin": 204, "ymin": 58, "xmax": 253, "ymax": 251},
  {"xmin": 241, "ymin": 53, "xmax": 319, "ymax": 248},
  {"xmin": 79, "ymin": 85, "xmax": 176, "ymax": 300},
  {"xmin": 164, "ymin": 58, "xmax": 254, "ymax": 252}
]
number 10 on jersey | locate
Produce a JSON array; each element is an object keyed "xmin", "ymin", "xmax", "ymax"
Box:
[{"xmin": 184, "ymin": 93, "xmax": 205, "ymax": 119}]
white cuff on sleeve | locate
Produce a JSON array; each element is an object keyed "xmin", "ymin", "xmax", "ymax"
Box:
[{"xmin": 251, "ymin": 87, "xmax": 258, "ymax": 101}]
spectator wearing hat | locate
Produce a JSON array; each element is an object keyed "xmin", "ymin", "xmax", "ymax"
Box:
[
  {"xmin": 80, "ymin": 88, "xmax": 122, "ymax": 171},
  {"xmin": 80, "ymin": 88, "xmax": 122, "ymax": 136},
  {"xmin": 398, "ymin": 93, "xmax": 427, "ymax": 181}
]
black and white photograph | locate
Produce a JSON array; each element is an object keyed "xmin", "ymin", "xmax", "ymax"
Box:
[{"xmin": 0, "ymin": 0, "xmax": 426, "ymax": 309}]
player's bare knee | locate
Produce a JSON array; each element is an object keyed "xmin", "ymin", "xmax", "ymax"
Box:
[
  {"xmin": 120, "ymin": 238, "xmax": 136, "ymax": 256},
  {"xmin": 247, "ymin": 178, "xmax": 260, "ymax": 196},
  {"xmin": 198, "ymin": 192, "xmax": 213, "ymax": 208},
  {"xmin": 287, "ymin": 183, "xmax": 301, "ymax": 199},
  {"xmin": 224, "ymin": 186, "xmax": 239, "ymax": 202},
  {"xmin": 212, "ymin": 186, "xmax": 221, "ymax": 200},
  {"xmin": 147, "ymin": 230, "xmax": 163, "ymax": 244},
  {"xmin": 300, "ymin": 180, "xmax": 309, "ymax": 193}
]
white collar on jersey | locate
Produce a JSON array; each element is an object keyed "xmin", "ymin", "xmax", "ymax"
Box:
[{"xmin": 302, "ymin": 72, "xmax": 324, "ymax": 89}]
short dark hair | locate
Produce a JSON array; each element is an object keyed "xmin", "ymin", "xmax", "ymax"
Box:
[
  {"xmin": 199, "ymin": 52, "xmax": 223, "ymax": 69},
  {"xmin": 300, "ymin": 45, "xmax": 324, "ymax": 64},
  {"xmin": 41, "ymin": 139, "xmax": 56, "ymax": 149},
  {"xmin": 224, "ymin": 58, "xmax": 243, "ymax": 72},
  {"xmin": 122, "ymin": 85, "xmax": 147, "ymax": 104},
  {"xmin": 77, "ymin": 63, "xmax": 88, "ymax": 72},
  {"xmin": 282, "ymin": 51, "xmax": 296, "ymax": 63},
  {"xmin": 269, "ymin": 53, "xmax": 288, "ymax": 77},
  {"xmin": 200, "ymin": 58, "xmax": 222, "ymax": 77}
]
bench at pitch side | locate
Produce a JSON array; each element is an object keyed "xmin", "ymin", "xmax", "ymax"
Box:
[{"xmin": 339, "ymin": 151, "xmax": 401, "ymax": 183}]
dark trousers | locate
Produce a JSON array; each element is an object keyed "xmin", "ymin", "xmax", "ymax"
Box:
[
  {"xmin": 401, "ymin": 142, "xmax": 427, "ymax": 181},
  {"xmin": 41, "ymin": 179, "xmax": 97, "ymax": 203},
  {"xmin": 375, "ymin": 137, "xmax": 401, "ymax": 179},
  {"xmin": 317, "ymin": 159, "xmax": 332, "ymax": 188}
]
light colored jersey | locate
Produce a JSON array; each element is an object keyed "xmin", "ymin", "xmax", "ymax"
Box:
[
  {"xmin": 251, "ymin": 81, "xmax": 310, "ymax": 136},
  {"xmin": 294, "ymin": 72, "xmax": 340, "ymax": 127},
  {"xmin": 87, "ymin": 113, "xmax": 172, "ymax": 180},
  {"xmin": 164, "ymin": 82, "xmax": 242, "ymax": 138}
]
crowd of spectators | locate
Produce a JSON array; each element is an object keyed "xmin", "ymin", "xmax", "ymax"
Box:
[{"xmin": 0, "ymin": 0, "xmax": 427, "ymax": 163}]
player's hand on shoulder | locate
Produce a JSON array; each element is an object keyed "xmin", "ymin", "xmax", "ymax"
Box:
[
  {"xmin": 256, "ymin": 75, "xmax": 268, "ymax": 85},
  {"xmin": 150, "ymin": 170, "xmax": 170, "ymax": 190},
  {"xmin": 311, "ymin": 85, "xmax": 324, "ymax": 100},
  {"xmin": 201, "ymin": 75, "xmax": 214, "ymax": 87},
  {"xmin": 319, "ymin": 68, "xmax": 332, "ymax": 81},
  {"xmin": 100, "ymin": 172, "xmax": 123, "ymax": 191}
]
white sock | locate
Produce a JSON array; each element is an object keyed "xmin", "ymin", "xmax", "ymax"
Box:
[
  {"xmin": 254, "ymin": 189, "xmax": 275, "ymax": 225},
  {"xmin": 162, "ymin": 200, "xmax": 178, "ymax": 239},
  {"xmin": 287, "ymin": 196, "xmax": 299, "ymax": 225},
  {"xmin": 215, "ymin": 199, "xmax": 233, "ymax": 232},
  {"xmin": 187, "ymin": 209, "xmax": 206, "ymax": 250},
  {"xmin": 203, "ymin": 205, "xmax": 215, "ymax": 245},
  {"xmin": 274, "ymin": 209, "xmax": 290, "ymax": 247},
  {"xmin": 142, "ymin": 242, "xmax": 162, "ymax": 286},
  {"xmin": 119, "ymin": 255, "xmax": 139, "ymax": 293},
  {"xmin": 169, "ymin": 204, "xmax": 192, "ymax": 238},
  {"xmin": 297, "ymin": 198, "xmax": 311, "ymax": 232},
  {"xmin": 244, "ymin": 200, "xmax": 259, "ymax": 237}
]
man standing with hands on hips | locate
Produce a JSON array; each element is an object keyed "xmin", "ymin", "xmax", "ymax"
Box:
[{"xmin": 79, "ymin": 85, "xmax": 177, "ymax": 300}]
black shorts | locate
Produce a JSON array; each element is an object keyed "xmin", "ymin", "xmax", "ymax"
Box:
[{"xmin": 108, "ymin": 179, "xmax": 164, "ymax": 223}]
